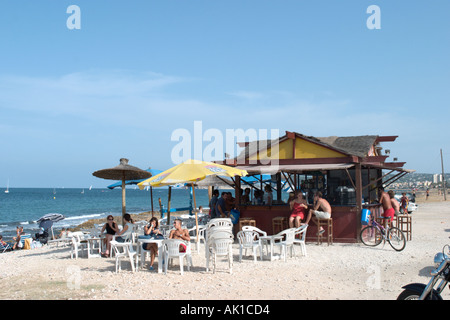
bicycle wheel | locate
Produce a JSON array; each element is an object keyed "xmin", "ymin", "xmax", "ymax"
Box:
[
  {"xmin": 360, "ymin": 226, "xmax": 383, "ymax": 247},
  {"xmin": 387, "ymin": 227, "xmax": 406, "ymax": 251}
]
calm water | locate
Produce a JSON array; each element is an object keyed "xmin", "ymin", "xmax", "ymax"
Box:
[{"xmin": 0, "ymin": 187, "xmax": 211, "ymax": 240}]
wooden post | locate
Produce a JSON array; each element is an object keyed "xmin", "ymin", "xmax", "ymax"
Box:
[
  {"xmin": 121, "ymin": 174, "xmax": 126, "ymax": 225},
  {"xmin": 235, "ymin": 176, "xmax": 241, "ymax": 210},
  {"xmin": 158, "ymin": 198, "xmax": 163, "ymax": 219},
  {"xmin": 192, "ymin": 183, "xmax": 199, "ymax": 242},
  {"xmin": 355, "ymin": 163, "xmax": 363, "ymax": 242},
  {"xmin": 276, "ymin": 172, "xmax": 282, "ymax": 203},
  {"xmin": 166, "ymin": 186, "xmax": 172, "ymax": 225},
  {"xmin": 441, "ymin": 149, "xmax": 447, "ymax": 201},
  {"xmin": 150, "ymin": 186, "xmax": 154, "ymax": 217}
]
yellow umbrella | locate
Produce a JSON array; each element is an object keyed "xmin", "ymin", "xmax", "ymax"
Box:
[
  {"xmin": 137, "ymin": 159, "xmax": 248, "ymax": 239},
  {"xmin": 138, "ymin": 159, "xmax": 247, "ymax": 188}
]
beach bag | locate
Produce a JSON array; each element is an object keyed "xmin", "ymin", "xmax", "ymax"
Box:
[
  {"xmin": 230, "ymin": 209, "xmax": 240, "ymax": 224},
  {"xmin": 361, "ymin": 209, "xmax": 371, "ymax": 225}
]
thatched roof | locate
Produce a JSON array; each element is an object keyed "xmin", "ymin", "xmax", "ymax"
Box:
[
  {"xmin": 235, "ymin": 132, "xmax": 379, "ymax": 161},
  {"xmin": 316, "ymin": 135, "xmax": 378, "ymax": 158}
]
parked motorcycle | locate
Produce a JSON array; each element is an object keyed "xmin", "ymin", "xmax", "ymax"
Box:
[{"xmin": 397, "ymin": 244, "xmax": 450, "ymax": 300}]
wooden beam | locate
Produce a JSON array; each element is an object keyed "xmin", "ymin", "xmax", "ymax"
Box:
[
  {"xmin": 376, "ymin": 136, "xmax": 398, "ymax": 142},
  {"xmin": 233, "ymin": 157, "xmax": 360, "ymax": 166},
  {"xmin": 362, "ymin": 155, "xmax": 389, "ymax": 163}
]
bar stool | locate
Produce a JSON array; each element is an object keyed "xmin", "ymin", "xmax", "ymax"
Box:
[
  {"xmin": 313, "ymin": 217, "xmax": 333, "ymax": 245},
  {"xmin": 272, "ymin": 217, "xmax": 288, "ymax": 235},
  {"xmin": 239, "ymin": 217, "xmax": 256, "ymax": 232},
  {"xmin": 396, "ymin": 214, "xmax": 412, "ymax": 241}
]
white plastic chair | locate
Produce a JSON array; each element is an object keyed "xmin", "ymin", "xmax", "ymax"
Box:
[
  {"xmin": 110, "ymin": 240, "xmax": 137, "ymax": 273},
  {"xmin": 273, "ymin": 228, "xmax": 296, "ymax": 261},
  {"xmin": 237, "ymin": 230, "xmax": 263, "ymax": 263},
  {"xmin": 242, "ymin": 226, "xmax": 267, "ymax": 237},
  {"xmin": 207, "ymin": 218, "xmax": 233, "ymax": 229},
  {"xmin": 210, "ymin": 238, "xmax": 233, "ymax": 274},
  {"xmin": 205, "ymin": 225, "xmax": 233, "ymax": 272},
  {"xmin": 163, "ymin": 239, "xmax": 192, "ymax": 275},
  {"xmin": 188, "ymin": 225, "xmax": 206, "ymax": 254},
  {"xmin": 70, "ymin": 234, "xmax": 88, "ymax": 259},
  {"xmin": 293, "ymin": 225, "xmax": 308, "ymax": 257}
]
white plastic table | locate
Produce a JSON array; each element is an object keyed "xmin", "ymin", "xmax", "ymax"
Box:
[
  {"xmin": 136, "ymin": 238, "xmax": 164, "ymax": 273},
  {"xmin": 259, "ymin": 235, "xmax": 283, "ymax": 261}
]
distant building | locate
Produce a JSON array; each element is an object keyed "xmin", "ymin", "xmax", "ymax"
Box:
[{"xmin": 433, "ymin": 174, "xmax": 443, "ymax": 184}]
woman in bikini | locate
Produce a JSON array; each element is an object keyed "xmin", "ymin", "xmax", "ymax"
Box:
[
  {"xmin": 289, "ymin": 191, "xmax": 308, "ymax": 228},
  {"xmin": 101, "ymin": 215, "xmax": 119, "ymax": 257}
]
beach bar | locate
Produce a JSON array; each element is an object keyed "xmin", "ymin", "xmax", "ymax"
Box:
[{"xmin": 221, "ymin": 131, "xmax": 413, "ymax": 243}]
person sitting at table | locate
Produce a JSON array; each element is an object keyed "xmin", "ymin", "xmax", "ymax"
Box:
[
  {"xmin": 115, "ymin": 213, "xmax": 134, "ymax": 243},
  {"xmin": 100, "ymin": 215, "xmax": 119, "ymax": 257},
  {"xmin": 57, "ymin": 228, "xmax": 67, "ymax": 239},
  {"xmin": 143, "ymin": 217, "xmax": 162, "ymax": 270},
  {"xmin": 289, "ymin": 191, "xmax": 308, "ymax": 228},
  {"xmin": 305, "ymin": 191, "xmax": 332, "ymax": 235},
  {"xmin": 169, "ymin": 219, "xmax": 191, "ymax": 252}
]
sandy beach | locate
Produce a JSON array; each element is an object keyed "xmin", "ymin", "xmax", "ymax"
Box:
[{"xmin": 1, "ymin": 200, "xmax": 449, "ymax": 301}]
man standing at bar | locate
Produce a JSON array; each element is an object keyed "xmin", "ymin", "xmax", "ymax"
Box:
[
  {"xmin": 378, "ymin": 186, "xmax": 395, "ymax": 227},
  {"xmin": 216, "ymin": 192, "xmax": 229, "ymax": 218}
]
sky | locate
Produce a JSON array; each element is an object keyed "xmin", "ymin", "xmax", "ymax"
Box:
[{"xmin": 0, "ymin": 0, "xmax": 449, "ymax": 188}]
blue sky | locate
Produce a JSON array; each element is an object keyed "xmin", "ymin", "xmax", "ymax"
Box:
[{"xmin": 0, "ymin": 0, "xmax": 449, "ymax": 188}]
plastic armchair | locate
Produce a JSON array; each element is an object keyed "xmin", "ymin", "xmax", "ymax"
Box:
[
  {"xmin": 70, "ymin": 234, "xmax": 88, "ymax": 259},
  {"xmin": 163, "ymin": 239, "xmax": 192, "ymax": 275},
  {"xmin": 205, "ymin": 230, "xmax": 233, "ymax": 272},
  {"xmin": 293, "ymin": 225, "xmax": 308, "ymax": 257},
  {"xmin": 207, "ymin": 218, "xmax": 233, "ymax": 229},
  {"xmin": 110, "ymin": 240, "xmax": 137, "ymax": 273},
  {"xmin": 210, "ymin": 238, "xmax": 233, "ymax": 274},
  {"xmin": 237, "ymin": 230, "xmax": 263, "ymax": 263},
  {"xmin": 241, "ymin": 226, "xmax": 267, "ymax": 237},
  {"xmin": 188, "ymin": 225, "xmax": 206, "ymax": 254},
  {"xmin": 273, "ymin": 228, "xmax": 296, "ymax": 261}
]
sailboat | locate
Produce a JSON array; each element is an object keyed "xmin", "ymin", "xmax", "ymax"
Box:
[{"xmin": 5, "ymin": 179, "xmax": 9, "ymax": 193}]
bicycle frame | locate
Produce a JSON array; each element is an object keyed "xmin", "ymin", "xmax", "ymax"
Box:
[{"xmin": 368, "ymin": 214, "xmax": 406, "ymax": 251}]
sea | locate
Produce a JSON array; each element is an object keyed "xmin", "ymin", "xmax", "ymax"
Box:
[{"xmin": 0, "ymin": 187, "xmax": 211, "ymax": 241}]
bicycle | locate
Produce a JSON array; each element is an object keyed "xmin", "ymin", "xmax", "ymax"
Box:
[{"xmin": 360, "ymin": 215, "xmax": 406, "ymax": 251}]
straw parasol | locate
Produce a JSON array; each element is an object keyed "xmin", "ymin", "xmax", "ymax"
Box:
[{"xmin": 92, "ymin": 158, "xmax": 152, "ymax": 219}]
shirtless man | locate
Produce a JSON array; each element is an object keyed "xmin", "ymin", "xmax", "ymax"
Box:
[
  {"xmin": 388, "ymin": 190, "xmax": 400, "ymax": 216},
  {"xmin": 169, "ymin": 219, "xmax": 191, "ymax": 252},
  {"xmin": 378, "ymin": 186, "xmax": 394, "ymax": 227},
  {"xmin": 305, "ymin": 191, "xmax": 332, "ymax": 234}
]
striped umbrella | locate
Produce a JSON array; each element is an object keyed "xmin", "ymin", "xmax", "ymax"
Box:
[{"xmin": 37, "ymin": 213, "xmax": 65, "ymax": 223}]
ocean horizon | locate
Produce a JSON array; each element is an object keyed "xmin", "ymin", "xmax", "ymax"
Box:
[{"xmin": 0, "ymin": 187, "xmax": 212, "ymax": 240}]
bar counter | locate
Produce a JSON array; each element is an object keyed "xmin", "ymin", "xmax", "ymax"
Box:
[{"xmin": 238, "ymin": 204, "xmax": 359, "ymax": 243}]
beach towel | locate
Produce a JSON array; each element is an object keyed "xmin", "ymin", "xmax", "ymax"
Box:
[{"xmin": 23, "ymin": 238, "xmax": 32, "ymax": 250}]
